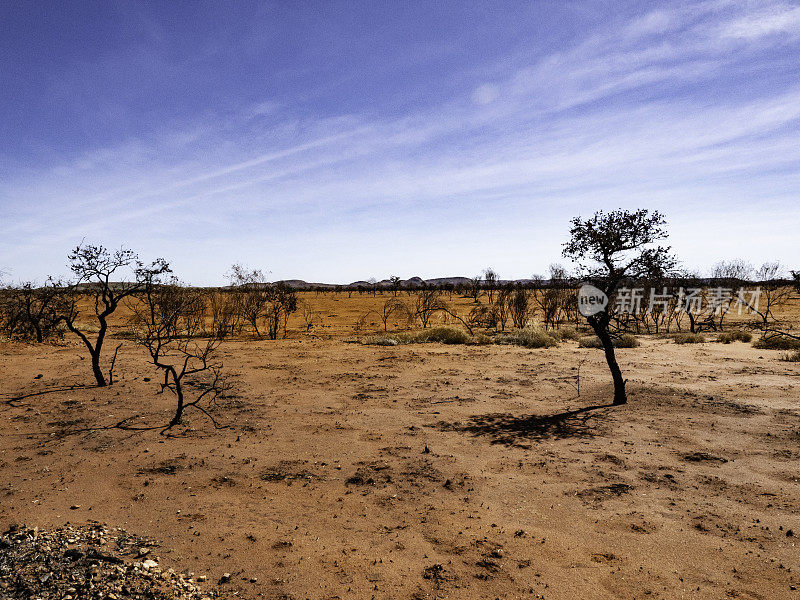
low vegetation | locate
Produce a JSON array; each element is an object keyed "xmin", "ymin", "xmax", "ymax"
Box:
[
  {"xmin": 672, "ymin": 332, "xmax": 706, "ymax": 344},
  {"xmin": 362, "ymin": 326, "xmax": 558, "ymax": 348},
  {"xmin": 781, "ymin": 349, "xmax": 800, "ymax": 362},
  {"xmin": 579, "ymin": 333, "xmax": 639, "ymax": 348},
  {"xmin": 753, "ymin": 335, "xmax": 800, "ymax": 351},
  {"xmin": 717, "ymin": 330, "xmax": 752, "ymax": 343}
]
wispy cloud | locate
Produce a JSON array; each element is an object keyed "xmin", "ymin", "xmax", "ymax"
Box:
[
  {"xmin": 1, "ymin": 1, "xmax": 798, "ymax": 284},
  {"xmin": 720, "ymin": 3, "xmax": 800, "ymax": 39}
]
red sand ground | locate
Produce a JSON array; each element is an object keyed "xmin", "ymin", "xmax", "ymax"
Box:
[{"xmin": 2, "ymin": 296, "xmax": 799, "ymax": 599}]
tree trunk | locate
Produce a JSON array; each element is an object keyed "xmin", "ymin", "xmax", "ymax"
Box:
[
  {"xmin": 92, "ymin": 320, "xmax": 108, "ymax": 386},
  {"xmin": 590, "ymin": 316, "xmax": 627, "ymax": 405},
  {"xmin": 91, "ymin": 350, "xmax": 107, "ymax": 387},
  {"xmin": 169, "ymin": 375, "xmax": 184, "ymax": 427}
]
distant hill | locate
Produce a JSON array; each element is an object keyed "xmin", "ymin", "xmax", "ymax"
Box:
[{"xmin": 273, "ymin": 276, "xmax": 538, "ymax": 290}]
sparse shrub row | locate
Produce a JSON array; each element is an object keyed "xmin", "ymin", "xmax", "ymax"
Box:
[{"xmin": 362, "ymin": 326, "xmax": 558, "ymax": 348}]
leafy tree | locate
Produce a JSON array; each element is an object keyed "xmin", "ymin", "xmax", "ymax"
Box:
[{"xmin": 563, "ymin": 209, "xmax": 676, "ymax": 405}]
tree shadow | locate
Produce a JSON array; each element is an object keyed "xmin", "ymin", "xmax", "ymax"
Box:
[
  {"xmin": 3, "ymin": 384, "xmax": 96, "ymax": 406},
  {"xmin": 19, "ymin": 410, "xmax": 230, "ymax": 443},
  {"xmin": 436, "ymin": 403, "xmax": 616, "ymax": 447}
]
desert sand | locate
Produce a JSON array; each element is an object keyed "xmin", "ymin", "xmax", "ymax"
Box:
[{"xmin": 1, "ymin": 293, "xmax": 799, "ymax": 599}]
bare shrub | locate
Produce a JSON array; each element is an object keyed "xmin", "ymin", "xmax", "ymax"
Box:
[
  {"xmin": 228, "ymin": 265, "xmax": 297, "ymax": 339},
  {"xmin": 415, "ymin": 289, "xmax": 446, "ymax": 328},
  {"xmin": 131, "ymin": 277, "xmax": 229, "ymax": 429},
  {"xmin": 467, "ymin": 275, "xmax": 482, "ymax": 303},
  {"xmin": 379, "ymin": 298, "xmax": 411, "ymax": 331},
  {"xmin": 467, "ymin": 302, "xmax": 497, "ymax": 329},
  {"xmin": 299, "ymin": 300, "xmax": 322, "ymax": 332},
  {"xmin": 207, "ymin": 290, "xmax": 238, "ymax": 338},
  {"xmin": 508, "ymin": 286, "xmax": 531, "ymax": 329},
  {"xmin": 61, "ymin": 244, "xmax": 170, "ymax": 386},
  {"xmin": 483, "ymin": 268, "xmax": 498, "ymax": 304},
  {"xmin": 0, "ymin": 280, "xmax": 66, "ymax": 342},
  {"xmin": 493, "ymin": 286, "xmax": 511, "ymax": 330},
  {"xmin": 749, "ymin": 262, "xmax": 792, "ymax": 332},
  {"xmin": 264, "ymin": 283, "xmax": 298, "ymax": 340},
  {"xmin": 532, "ymin": 265, "xmax": 573, "ymax": 330}
]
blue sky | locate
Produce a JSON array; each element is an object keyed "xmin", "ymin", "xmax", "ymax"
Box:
[{"xmin": 1, "ymin": 0, "xmax": 799, "ymax": 285}]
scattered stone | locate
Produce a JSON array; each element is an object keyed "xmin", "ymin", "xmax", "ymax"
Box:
[{"xmin": 0, "ymin": 523, "xmax": 221, "ymax": 599}]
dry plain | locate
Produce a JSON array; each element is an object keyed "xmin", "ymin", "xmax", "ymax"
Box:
[{"xmin": 1, "ymin": 292, "xmax": 800, "ymax": 599}]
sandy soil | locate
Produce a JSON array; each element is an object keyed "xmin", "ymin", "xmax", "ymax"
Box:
[{"xmin": 2, "ymin": 295, "xmax": 800, "ymax": 599}]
